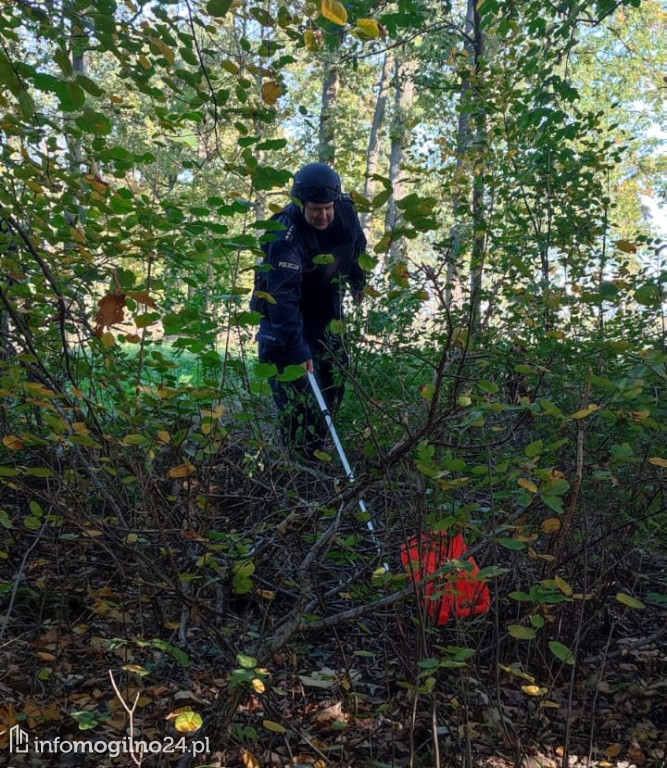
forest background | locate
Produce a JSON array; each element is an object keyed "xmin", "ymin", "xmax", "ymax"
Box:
[{"xmin": 0, "ymin": 0, "xmax": 665, "ymax": 767}]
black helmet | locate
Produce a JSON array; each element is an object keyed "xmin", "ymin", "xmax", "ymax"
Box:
[{"xmin": 291, "ymin": 162, "xmax": 341, "ymax": 203}]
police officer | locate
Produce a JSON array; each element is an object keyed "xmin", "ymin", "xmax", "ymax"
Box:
[{"xmin": 252, "ymin": 162, "xmax": 367, "ymax": 458}]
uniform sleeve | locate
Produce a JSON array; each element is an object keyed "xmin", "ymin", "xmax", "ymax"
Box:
[
  {"xmin": 347, "ymin": 207, "xmax": 367, "ymax": 294},
  {"xmin": 263, "ymin": 235, "xmax": 312, "ymax": 365}
]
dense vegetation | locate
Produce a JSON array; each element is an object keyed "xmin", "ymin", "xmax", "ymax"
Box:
[{"xmin": 0, "ymin": 1, "xmax": 664, "ymax": 767}]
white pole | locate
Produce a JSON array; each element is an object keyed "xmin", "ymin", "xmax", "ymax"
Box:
[{"xmin": 307, "ymin": 372, "xmax": 388, "ymax": 571}]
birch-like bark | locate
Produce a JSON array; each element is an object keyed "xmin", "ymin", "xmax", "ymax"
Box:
[
  {"xmin": 318, "ymin": 64, "xmax": 339, "ymax": 164},
  {"xmin": 384, "ymin": 54, "xmax": 415, "ymax": 266},
  {"xmin": 360, "ymin": 53, "xmax": 391, "ymax": 238}
]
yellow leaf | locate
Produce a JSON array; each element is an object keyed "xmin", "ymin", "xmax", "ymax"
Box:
[
  {"xmin": 167, "ymin": 462, "xmax": 195, "ymax": 479},
  {"xmin": 101, "ymin": 331, "xmax": 115, "ymax": 348},
  {"xmin": 261, "ymin": 80, "xmax": 283, "ymax": 105},
  {"xmin": 555, "ymin": 575, "xmax": 572, "ymax": 596},
  {"xmin": 138, "ymin": 54, "xmax": 152, "ymax": 70},
  {"xmin": 541, "ymin": 517, "xmax": 561, "ymax": 533},
  {"xmin": 518, "ymin": 478, "xmax": 538, "ymax": 493},
  {"xmin": 570, "ymin": 404, "xmax": 599, "ymax": 419},
  {"xmin": 499, "ymin": 664, "xmax": 535, "ymax": 683},
  {"xmin": 616, "ymin": 592, "xmax": 645, "ymax": 610},
  {"xmin": 630, "ymin": 410, "xmax": 650, "ymax": 420},
  {"xmin": 321, "ymin": 0, "xmax": 348, "ymax": 25},
  {"xmin": 251, "ymin": 677, "xmax": 265, "ymax": 693},
  {"xmin": 615, "ymin": 239, "xmax": 637, "ymax": 253},
  {"xmin": 356, "ymin": 17, "xmax": 380, "ymax": 37},
  {"xmin": 125, "ymin": 334, "xmax": 141, "ymax": 343},
  {"xmin": 262, "ymin": 719, "xmax": 286, "ymax": 733},
  {"xmin": 648, "ymin": 456, "xmax": 667, "ymax": 467},
  {"xmin": 304, "ymin": 29, "xmax": 319, "ymax": 50},
  {"xmin": 242, "ymin": 749, "xmax": 260, "ymax": 768},
  {"xmin": 174, "ymin": 710, "xmax": 203, "ymax": 733},
  {"xmin": 521, "ymin": 685, "xmax": 547, "ymax": 696},
  {"xmin": 123, "ymin": 664, "xmax": 150, "ymax": 676},
  {"xmin": 72, "ymin": 422, "xmax": 89, "ymax": 436},
  {"xmin": 126, "ymin": 533, "xmax": 139, "ymax": 544},
  {"xmin": 2, "ymin": 434, "xmax": 24, "ymax": 450},
  {"xmin": 156, "ymin": 430, "xmax": 171, "ymax": 444}
]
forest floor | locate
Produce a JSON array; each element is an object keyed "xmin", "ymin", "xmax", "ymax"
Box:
[{"xmin": 1, "ymin": 452, "xmax": 665, "ymax": 768}]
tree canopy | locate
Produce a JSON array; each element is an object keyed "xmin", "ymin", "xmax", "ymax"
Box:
[{"xmin": 0, "ymin": 1, "xmax": 665, "ymax": 767}]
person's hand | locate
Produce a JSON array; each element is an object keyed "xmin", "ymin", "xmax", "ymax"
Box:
[{"xmin": 301, "ymin": 359, "xmax": 314, "ymax": 374}]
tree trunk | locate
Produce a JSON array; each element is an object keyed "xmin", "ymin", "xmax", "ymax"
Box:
[
  {"xmin": 447, "ymin": 0, "xmax": 486, "ymax": 332},
  {"xmin": 360, "ymin": 53, "xmax": 391, "ymax": 238},
  {"xmin": 318, "ymin": 64, "xmax": 339, "ymax": 164},
  {"xmin": 384, "ymin": 54, "xmax": 415, "ymax": 266}
]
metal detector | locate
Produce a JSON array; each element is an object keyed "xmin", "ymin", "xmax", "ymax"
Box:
[{"xmin": 307, "ymin": 371, "xmax": 388, "ymax": 571}]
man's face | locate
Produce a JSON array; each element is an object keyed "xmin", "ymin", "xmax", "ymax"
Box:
[{"xmin": 303, "ymin": 201, "xmax": 335, "ymax": 230}]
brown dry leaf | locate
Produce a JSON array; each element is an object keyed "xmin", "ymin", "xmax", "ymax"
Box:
[
  {"xmin": 95, "ymin": 292, "xmax": 126, "ymax": 329},
  {"xmin": 261, "ymin": 80, "xmax": 283, "ymax": 105},
  {"xmin": 167, "ymin": 462, "xmax": 195, "ymax": 479},
  {"xmin": 314, "ymin": 700, "xmax": 345, "ymax": 728},
  {"xmin": 2, "ymin": 434, "xmax": 24, "ymax": 450},
  {"xmin": 126, "ymin": 290, "xmax": 157, "ymax": 308},
  {"xmin": 627, "ymin": 743, "xmax": 647, "ymax": 765},
  {"xmin": 605, "ymin": 743, "xmax": 622, "ymax": 759}
]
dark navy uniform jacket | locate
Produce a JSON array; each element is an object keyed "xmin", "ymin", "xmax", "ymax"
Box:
[{"xmin": 253, "ymin": 197, "xmax": 366, "ymax": 365}]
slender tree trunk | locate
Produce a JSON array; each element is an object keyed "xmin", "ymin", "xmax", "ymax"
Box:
[
  {"xmin": 318, "ymin": 64, "xmax": 339, "ymax": 164},
  {"xmin": 360, "ymin": 53, "xmax": 391, "ymax": 238},
  {"xmin": 447, "ymin": 0, "xmax": 486, "ymax": 332},
  {"xmin": 384, "ymin": 54, "xmax": 415, "ymax": 266}
]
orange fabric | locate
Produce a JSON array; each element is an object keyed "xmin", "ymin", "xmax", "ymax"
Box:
[{"xmin": 400, "ymin": 533, "xmax": 491, "ymax": 626}]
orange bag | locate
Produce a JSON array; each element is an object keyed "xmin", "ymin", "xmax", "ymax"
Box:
[{"xmin": 400, "ymin": 533, "xmax": 491, "ymax": 626}]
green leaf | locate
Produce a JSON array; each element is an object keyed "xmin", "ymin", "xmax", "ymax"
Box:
[
  {"xmin": 358, "ymin": 252, "xmax": 378, "ymax": 270},
  {"xmin": 75, "ymin": 107, "xmax": 111, "ymax": 135},
  {"xmin": 508, "ymin": 625, "xmax": 537, "ymax": 640},
  {"xmin": 18, "ymin": 89, "xmax": 35, "ymax": 117},
  {"xmin": 313, "ymin": 254, "xmax": 335, "ymax": 265},
  {"xmin": 25, "ymin": 467, "xmax": 55, "ymax": 478},
  {"xmin": 551, "ymin": 477, "xmax": 571, "ymax": 495},
  {"xmin": 254, "ymin": 363, "xmax": 277, "ymax": 379},
  {"xmin": 496, "ymin": 538, "xmax": 526, "ymax": 550},
  {"xmin": 151, "ymin": 639, "xmax": 192, "ymax": 668},
  {"xmin": 634, "ymin": 283, "xmax": 661, "ymax": 307},
  {"xmin": 236, "ymin": 653, "xmax": 257, "ymax": 669},
  {"xmin": 277, "ymin": 365, "xmax": 306, "ymax": 382},
  {"xmin": 234, "ymin": 311, "xmax": 262, "ymax": 327},
  {"xmin": 616, "ymin": 592, "xmax": 645, "ymax": 610},
  {"xmin": 525, "ymin": 440, "xmax": 543, "ymax": 458},
  {"xmin": 549, "ymin": 641, "xmax": 575, "ymax": 664},
  {"xmin": 541, "ymin": 495, "xmax": 564, "ymax": 514}
]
